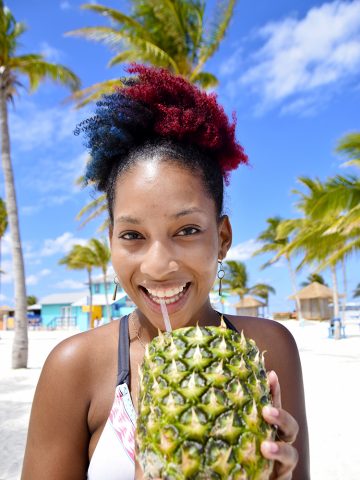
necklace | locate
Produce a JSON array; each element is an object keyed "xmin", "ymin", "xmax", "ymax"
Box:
[{"xmin": 129, "ymin": 312, "xmax": 147, "ymax": 350}]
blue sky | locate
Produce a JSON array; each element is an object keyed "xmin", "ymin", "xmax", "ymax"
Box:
[{"xmin": 2, "ymin": 0, "xmax": 360, "ymax": 313}]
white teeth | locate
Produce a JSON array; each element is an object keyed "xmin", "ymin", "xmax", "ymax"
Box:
[
  {"xmin": 147, "ymin": 288, "xmax": 187, "ymax": 305},
  {"xmin": 146, "ymin": 283, "xmax": 186, "ymax": 298}
]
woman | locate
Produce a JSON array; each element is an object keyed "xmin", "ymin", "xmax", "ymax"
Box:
[{"xmin": 22, "ymin": 64, "xmax": 309, "ymax": 479}]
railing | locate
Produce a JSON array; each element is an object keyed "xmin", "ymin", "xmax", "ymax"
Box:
[{"xmin": 46, "ymin": 316, "xmax": 77, "ymax": 330}]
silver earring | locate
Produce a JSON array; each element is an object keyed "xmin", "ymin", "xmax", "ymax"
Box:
[
  {"xmin": 217, "ymin": 260, "xmax": 225, "ymax": 296},
  {"xmin": 112, "ymin": 275, "xmax": 120, "ymax": 301}
]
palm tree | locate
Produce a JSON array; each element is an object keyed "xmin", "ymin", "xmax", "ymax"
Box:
[
  {"xmin": 222, "ymin": 260, "xmax": 249, "ymax": 300},
  {"xmin": 67, "ymin": 0, "xmax": 237, "ymax": 106},
  {"xmin": 300, "ymin": 273, "xmax": 327, "ymax": 287},
  {"xmin": 253, "ymin": 216, "xmax": 303, "ymax": 320},
  {"xmin": 88, "ymin": 238, "xmax": 111, "ymax": 322},
  {"xmin": 222, "ymin": 260, "xmax": 274, "ymax": 316},
  {"xmin": 0, "ymin": 197, "xmax": 8, "ymax": 296},
  {"xmin": 277, "ymin": 217, "xmax": 344, "ymax": 319},
  {"xmin": 59, "ymin": 245, "xmax": 97, "ymax": 330},
  {"xmin": 0, "ymin": 3, "xmax": 80, "ymax": 367}
]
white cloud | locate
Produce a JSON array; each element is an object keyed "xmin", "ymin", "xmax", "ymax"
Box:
[
  {"xmin": 41, "ymin": 232, "xmax": 87, "ymax": 257},
  {"xmin": 234, "ymin": 1, "xmax": 360, "ymax": 113},
  {"xmin": 26, "ymin": 269, "xmax": 51, "ymax": 286},
  {"xmin": 1, "ymin": 233, "xmax": 12, "ymax": 257},
  {"xmin": 10, "ymin": 103, "xmax": 88, "ymax": 153},
  {"xmin": 0, "ymin": 293, "xmax": 7, "ymax": 302},
  {"xmin": 226, "ymin": 239, "xmax": 261, "ymax": 261},
  {"xmin": 60, "ymin": 1, "xmax": 71, "ymax": 10},
  {"xmin": 55, "ymin": 279, "xmax": 86, "ymax": 290},
  {"xmin": 40, "ymin": 42, "xmax": 64, "ymax": 62},
  {"xmin": 0, "ymin": 259, "xmax": 14, "ymax": 284}
]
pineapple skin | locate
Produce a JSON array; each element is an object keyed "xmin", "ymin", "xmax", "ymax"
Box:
[{"xmin": 136, "ymin": 323, "xmax": 275, "ymax": 480}]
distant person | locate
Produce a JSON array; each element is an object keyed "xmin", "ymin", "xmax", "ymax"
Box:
[{"xmin": 21, "ymin": 64, "xmax": 309, "ymax": 479}]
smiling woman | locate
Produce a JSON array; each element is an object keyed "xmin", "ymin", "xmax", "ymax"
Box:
[{"xmin": 21, "ymin": 64, "xmax": 309, "ymax": 480}]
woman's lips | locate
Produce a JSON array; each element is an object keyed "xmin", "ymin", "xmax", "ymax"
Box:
[{"xmin": 139, "ymin": 282, "xmax": 191, "ymax": 315}]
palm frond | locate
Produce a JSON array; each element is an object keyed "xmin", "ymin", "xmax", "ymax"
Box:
[
  {"xmin": 191, "ymin": 0, "xmax": 236, "ymax": 80},
  {"xmin": 108, "ymin": 49, "xmax": 140, "ymax": 67},
  {"xmin": 191, "ymin": 70, "xmax": 218, "ymax": 88},
  {"xmin": 12, "ymin": 56, "xmax": 80, "ymax": 91},
  {"xmin": 81, "ymin": 3, "xmax": 152, "ymax": 40},
  {"xmin": 66, "ymin": 78, "xmax": 123, "ymax": 107},
  {"xmin": 76, "ymin": 194, "xmax": 107, "ymax": 228}
]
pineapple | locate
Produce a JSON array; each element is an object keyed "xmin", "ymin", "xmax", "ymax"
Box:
[{"xmin": 136, "ymin": 318, "xmax": 275, "ymax": 479}]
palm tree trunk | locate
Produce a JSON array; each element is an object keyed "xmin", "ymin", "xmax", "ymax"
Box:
[
  {"xmin": 103, "ymin": 268, "xmax": 111, "ymax": 322},
  {"xmin": 0, "ymin": 237, "xmax": 2, "ymax": 296},
  {"xmin": 341, "ymin": 259, "xmax": 347, "ymax": 323},
  {"xmin": 87, "ymin": 267, "xmax": 93, "ymax": 329},
  {"xmin": 0, "ymin": 87, "xmax": 28, "ymax": 368},
  {"xmin": 330, "ymin": 264, "xmax": 340, "ymax": 318},
  {"xmin": 286, "ymin": 255, "xmax": 303, "ymax": 320}
]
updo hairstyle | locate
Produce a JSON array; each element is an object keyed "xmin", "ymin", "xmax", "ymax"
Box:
[{"xmin": 76, "ymin": 64, "xmax": 248, "ymax": 223}]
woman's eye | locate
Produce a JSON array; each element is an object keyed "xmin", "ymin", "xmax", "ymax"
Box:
[
  {"xmin": 119, "ymin": 231, "xmax": 143, "ymax": 240},
  {"xmin": 177, "ymin": 226, "xmax": 200, "ymax": 236}
]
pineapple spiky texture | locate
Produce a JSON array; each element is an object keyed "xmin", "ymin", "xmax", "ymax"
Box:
[{"xmin": 136, "ymin": 319, "xmax": 275, "ymax": 479}]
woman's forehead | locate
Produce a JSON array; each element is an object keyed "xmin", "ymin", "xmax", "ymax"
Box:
[{"xmin": 113, "ymin": 161, "xmax": 216, "ymax": 218}]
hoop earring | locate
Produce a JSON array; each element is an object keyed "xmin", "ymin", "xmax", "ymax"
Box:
[
  {"xmin": 217, "ymin": 260, "xmax": 225, "ymax": 297},
  {"xmin": 112, "ymin": 275, "xmax": 120, "ymax": 301}
]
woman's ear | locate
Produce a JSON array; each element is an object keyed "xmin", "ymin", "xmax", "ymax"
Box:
[{"xmin": 218, "ymin": 215, "xmax": 232, "ymax": 260}]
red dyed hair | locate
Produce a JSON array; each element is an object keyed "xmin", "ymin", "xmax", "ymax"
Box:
[{"xmin": 118, "ymin": 64, "xmax": 248, "ymax": 181}]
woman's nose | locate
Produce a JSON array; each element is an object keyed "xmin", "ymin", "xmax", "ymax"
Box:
[{"xmin": 140, "ymin": 241, "xmax": 179, "ymax": 278}]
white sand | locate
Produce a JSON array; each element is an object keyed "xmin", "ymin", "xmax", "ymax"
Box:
[{"xmin": 0, "ymin": 321, "xmax": 359, "ymax": 480}]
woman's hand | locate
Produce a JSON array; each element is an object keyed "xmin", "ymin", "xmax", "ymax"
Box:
[{"xmin": 261, "ymin": 370, "xmax": 299, "ymax": 480}]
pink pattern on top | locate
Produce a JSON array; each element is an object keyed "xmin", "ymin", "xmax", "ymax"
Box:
[{"xmin": 108, "ymin": 385, "xmax": 136, "ymax": 464}]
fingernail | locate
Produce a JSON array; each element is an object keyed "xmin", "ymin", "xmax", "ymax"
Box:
[
  {"xmin": 263, "ymin": 441, "xmax": 279, "ymax": 454},
  {"xmin": 263, "ymin": 405, "xmax": 279, "ymax": 417}
]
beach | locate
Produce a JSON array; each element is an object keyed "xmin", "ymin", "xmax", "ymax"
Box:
[{"xmin": 0, "ymin": 321, "xmax": 359, "ymax": 480}]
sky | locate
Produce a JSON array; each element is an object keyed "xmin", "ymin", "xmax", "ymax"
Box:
[{"xmin": 2, "ymin": 0, "xmax": 360, "ymax": 314}]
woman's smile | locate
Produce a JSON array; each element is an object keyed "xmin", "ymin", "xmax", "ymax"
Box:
[{"xmin": 139, "ymin": 281, "xmax": 192, "ymax": 315}]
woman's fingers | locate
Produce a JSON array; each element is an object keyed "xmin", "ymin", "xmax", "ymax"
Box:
[
  {"xmin": 268, "ymin": 370, "xmax": 282, "ymax": 409},
  {"xmin": 261, "ymin": 441, "xmax": 299, "ymax": 479},
  {"xmin": 262, "ymin": 405, "xmax": 299, "ymax": 444}
]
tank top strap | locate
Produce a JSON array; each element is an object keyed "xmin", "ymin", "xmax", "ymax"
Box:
[{"xmin": 116, "ymin": 314, "xmax": 130, "ymax": 387}]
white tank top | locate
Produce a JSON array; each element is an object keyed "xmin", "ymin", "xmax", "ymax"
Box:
[{"xmin": 87, "ymin": 316, "xmax": 135, "ymax": 479}]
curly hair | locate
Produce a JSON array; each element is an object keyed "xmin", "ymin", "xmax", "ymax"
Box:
[{"xmin": 76, "ymin": 64, "xmax": 248, "ymax": 222}]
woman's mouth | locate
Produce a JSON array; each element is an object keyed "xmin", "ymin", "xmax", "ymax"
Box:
[{"xmin": 139, "ymin": 282, "xmax": 191, "ymax": 313}]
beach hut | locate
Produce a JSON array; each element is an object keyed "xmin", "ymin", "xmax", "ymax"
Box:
[
  {"xmin": 233, "ymin": 296, "xmax": 265, "ymax": 317},
  {"xmin": 289, "ymin": 282, "xmax": 335, "ymax": 320}
]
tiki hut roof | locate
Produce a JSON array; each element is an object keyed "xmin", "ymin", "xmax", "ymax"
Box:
[
  {"xmin": 233, "ymin": 296, "xmax": 265, "ymax": 308},
  {"xmin": 289, "ymin": 282, "xmax": 337, "ymax": 300}
]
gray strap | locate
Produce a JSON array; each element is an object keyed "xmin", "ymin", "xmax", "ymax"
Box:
[{"xmin": 116, "ymin": 315, "xmax": 130, "ymax": 387}]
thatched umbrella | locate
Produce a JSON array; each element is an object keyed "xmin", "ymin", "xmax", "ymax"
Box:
[
  {"xmin": 233, "ymin": 295, "xmax": 265, "ymax": 317},
  {"xmin": 289, "ymin": 281, "xmax": 341, "ymax": 320}
]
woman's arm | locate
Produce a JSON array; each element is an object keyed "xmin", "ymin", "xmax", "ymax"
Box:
[{"xmin": 21, "ymin": 335, "xmax": 91, "ymax": 480}]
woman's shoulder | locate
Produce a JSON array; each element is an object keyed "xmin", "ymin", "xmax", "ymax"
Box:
[
  {"xmin": 43, "ymin": 320, "xmax": 120, "ymax": 383},
  {"xmin": 225, "ymin": 314, "xmax": 298, "ymax": 357}
]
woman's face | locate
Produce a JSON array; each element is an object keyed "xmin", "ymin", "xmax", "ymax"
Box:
[{"xmin": 110, "ymin": 159, "xmax": 232, "ymax": 330}]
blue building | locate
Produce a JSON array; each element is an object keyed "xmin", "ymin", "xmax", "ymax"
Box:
[{"xmin": 40, "ymin": 274, "xmax": 134, "ymax": 331}]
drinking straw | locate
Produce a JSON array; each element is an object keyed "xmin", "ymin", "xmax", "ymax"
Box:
[{"xmin": 160, "ymin": 299, "xmax": 172, "ymax": 332}]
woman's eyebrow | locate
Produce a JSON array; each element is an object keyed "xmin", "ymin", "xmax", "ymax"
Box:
[
  {"xmin": 115, "ymin": 215, "xmax": 141, "ymax": 225},
  {"xmin": 171, "ymin": 207, "xmax": 206, "ymax": 218}
]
